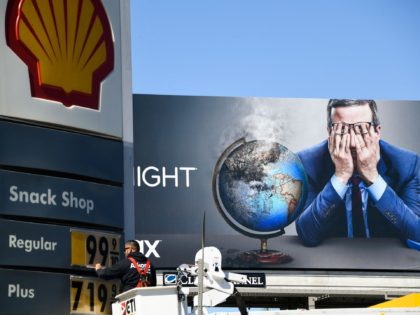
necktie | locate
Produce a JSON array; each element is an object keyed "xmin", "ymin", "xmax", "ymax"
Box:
[{"xmin": 351, "ymin": 177, "xmax": 365, "ymax": 237}]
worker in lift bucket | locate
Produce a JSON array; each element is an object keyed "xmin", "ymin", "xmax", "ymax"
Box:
[{"xmin": 95, "ymin": 240, "xmax": 156, "ymax": 292}]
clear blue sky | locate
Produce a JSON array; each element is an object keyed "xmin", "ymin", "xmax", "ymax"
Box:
[{"xmin": 131, "ymin": 0, "xmax": 420, "ymax": 100}]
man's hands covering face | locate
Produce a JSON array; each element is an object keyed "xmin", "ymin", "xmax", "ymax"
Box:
[
  {"xmin": 328, "ymin": 123, "xmax": 380, "ymax": 185},
  {"xmin": 353, "ymin": 125, "xmax": 380, "ymax": 185},
  {"xmin": 328, "ymin": 123, "xmax": 353, "ymax": 184}
]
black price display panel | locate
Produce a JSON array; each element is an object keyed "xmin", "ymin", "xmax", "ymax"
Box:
[
  {"xmin": 0, "ymin": 268, "xmax": 69, "ymax": 315},
  {"xmin": 1, "ymin": 269, "xmax": 119, "ymax": 315},
  {"xmin": 70, "ymin": 276, "xmax": 120, "ymax": 315},
  {"xmin": 0, "ymin": 218, "xmax": 70, "ymax": 268},
  {"xmin": 71, "ymin": 229, "xmax": 121, "ymax": 268},
  {"xmin": 0, "ymin": 219, "xmax": 122, "ymax": 270},
  {"xmin": 0, "ymin": 169, "xmax": 123, "ymax": 228}
]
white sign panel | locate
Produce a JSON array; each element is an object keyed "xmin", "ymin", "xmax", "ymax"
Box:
[{"xmin": 0, "ymin": 0, "xmax": 124, "ymax": 138}]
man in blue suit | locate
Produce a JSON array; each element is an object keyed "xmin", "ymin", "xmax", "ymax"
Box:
[{"xmin": 295, "ymin": 99, "xmax": 419, "ymax": 248}]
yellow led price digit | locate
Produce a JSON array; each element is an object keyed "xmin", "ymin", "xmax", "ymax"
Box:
[
  {"xmin": 70, "ymin": 277, "xmax": 119, "ymax": 314},
  {"xmin": 71, "ymin": 230, "xmax": 121, "ymax": 267},
  {"xmin": 110, "ymin": 237, "xmax": 120, "ymax": 265},
  {"xmin": 86, "ymin": 235, "xmax": 109, "ymax": 265}
]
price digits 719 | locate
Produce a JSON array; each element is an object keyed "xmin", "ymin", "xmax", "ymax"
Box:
[{"xmin": 71, "ymin": 278, "xmax": 118, "ymax": 314}]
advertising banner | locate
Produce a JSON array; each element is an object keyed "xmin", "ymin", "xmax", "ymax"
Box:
[{"xmin": 133, "ymin": 94, "xmax": 420, "ymax": 270}]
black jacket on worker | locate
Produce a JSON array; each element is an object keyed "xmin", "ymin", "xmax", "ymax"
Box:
[{"xmin": 96, "ymin": 252, "xmax": 156, "ymax": 292}]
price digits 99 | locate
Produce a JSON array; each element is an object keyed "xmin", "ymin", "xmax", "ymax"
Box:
[{"xmin": 86, "ymin": 235, "xmax": 119, "ymax": 266}]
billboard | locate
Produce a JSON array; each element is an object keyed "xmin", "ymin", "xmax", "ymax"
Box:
[{"xmin": 133, "ymin": 94, "xmax": 420, "ymax": 270}]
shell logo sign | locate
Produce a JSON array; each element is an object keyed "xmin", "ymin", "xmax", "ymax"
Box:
[{"xmin": 5, "ymin": 0, "xmax": 114, "ymax": 110}]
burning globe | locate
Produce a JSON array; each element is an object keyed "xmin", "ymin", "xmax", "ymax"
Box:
[{"xmin": 213, "ymin": 138, "xmax": 308, "ymax": 238}]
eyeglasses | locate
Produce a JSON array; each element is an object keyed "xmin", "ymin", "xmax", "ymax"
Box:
[{"xmin": 330, "ymin": 122, "xmax": 372, "ymax": 135}]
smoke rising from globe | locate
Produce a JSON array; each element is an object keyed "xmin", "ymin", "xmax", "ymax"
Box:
[{"xmin": 217, "ymin": 98, "xmax": 292, "ymax": 158}]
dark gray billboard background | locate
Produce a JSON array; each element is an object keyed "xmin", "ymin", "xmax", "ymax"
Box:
[{"xmin": 133, "ymin": 94, "xmax": 420, "ymax": 270}]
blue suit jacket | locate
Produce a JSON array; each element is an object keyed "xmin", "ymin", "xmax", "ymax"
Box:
[{"xmin": 295, "ymin": 140, "xmax": 420, "ymax": 246}]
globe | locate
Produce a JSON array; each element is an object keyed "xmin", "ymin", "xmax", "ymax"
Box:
[{"xmin": 212, "ymin": 138, "xmax": 308, "ymax": 264}]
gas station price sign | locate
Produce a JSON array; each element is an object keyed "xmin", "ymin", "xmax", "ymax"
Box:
[
  {"xmin": 70, "ymin": 276, "xmax": 120, "ymax": 315},
  {"xmin": 71, "ymin": 230, "xmax": 121, "ymax": 267}
]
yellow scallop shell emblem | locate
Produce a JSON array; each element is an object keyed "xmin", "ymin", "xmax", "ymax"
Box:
[{"xmin": 6, "ymin": 0, "xmax": 114, "ymax": 109}]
